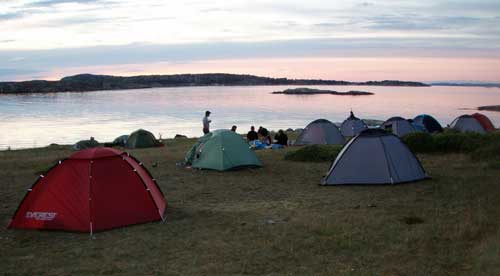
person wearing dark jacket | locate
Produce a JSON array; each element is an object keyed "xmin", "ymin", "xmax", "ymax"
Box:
[
  {"xmin": 247, "ymin": 126, "xmax": 258, "ymax": 141},
  {"xmin": 274, "ymin": 129, "xmax": 288, "ymax": 146}
]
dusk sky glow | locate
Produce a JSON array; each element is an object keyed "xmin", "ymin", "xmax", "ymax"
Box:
[{"xmin": 1, "ymin": 0, "xmax": 500, "ymax": 82}]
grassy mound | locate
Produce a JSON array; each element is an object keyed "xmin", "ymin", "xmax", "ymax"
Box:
[{"xmin": 284, "ymin": 144, "xmax": 343, "ymax": 162}]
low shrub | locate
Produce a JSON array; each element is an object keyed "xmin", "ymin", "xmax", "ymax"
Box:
[
  {"xmin": 482, "ymin": 131, "xmax": 500, "ymax": 144},
  {"xmin": 471, "ymin": 140, "xmax": 500, "ymax": 162},
  {"xmin": 402, "ymin": 132, "xmax": 435, "ymax": 153},
  {"xmin": 433, "ymin": 132, "xmax": 485, "ymax": 153},
  {"xmin": 403, "ymin": 131, "xmax": 493, "ymax": 154},
  {"xmin": 284, "ymin": 145, "xmax": 343, "ymax": 162}
]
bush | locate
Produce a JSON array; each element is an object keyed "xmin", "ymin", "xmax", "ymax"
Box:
[
  {"xmin": 402, "ymin": 132, "xmax": 435, "ymax": 153},
  {"xmin": 482, "ymin": 131, "xmax": 500, "ymax": 144},
  {"xmin": 471, "ymin": 141, "xmax": 500, "ymax": 162},
  {"xmin": 433, "ymin": 132, "xmax": 484, "ymax": 153},
  {"xmin": 402, "ymin": 131, "xmax": 498, "ymax": 154},
  {"xmin": 284, "ymin": 145, "xmax": 343, "ymax": 162}
]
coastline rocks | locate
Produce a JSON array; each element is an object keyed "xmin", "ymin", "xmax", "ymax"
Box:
[
  {"xmin": 175, "ymin": 134, "xmax": 188, "ymax": 139},
  {"xmin": 478, "ymin": 105, "xmax": 500, "ymax": 112},
  {"xmin": 272, "ymin": 88, "xmax": 374, "ymax": 96}
]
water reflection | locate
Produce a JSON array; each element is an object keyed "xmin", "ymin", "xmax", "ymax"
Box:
[{"xmin": 1, "ymin": 85, "xmax": 499, "ymax": 149}]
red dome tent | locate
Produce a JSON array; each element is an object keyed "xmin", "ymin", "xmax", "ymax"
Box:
[
  {"xmin": 8, "ymin": 148, "xmax": 166, "ymax": 233},
  {"xmin": 472, "ymin": 113, "xmax": 495, "ymax": 132}
]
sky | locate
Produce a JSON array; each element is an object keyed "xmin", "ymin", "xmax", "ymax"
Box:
[{"xmin": 1, "ymin": 0, "xmax": 500, "ymax": 82}]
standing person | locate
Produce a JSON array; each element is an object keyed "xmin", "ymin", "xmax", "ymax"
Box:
[
  {"xmin": 202, "ymin": 111, "xmax": 211, "ymax": 134},
  {"xmin": 274, "ymin": 129, "xmax": 288, "ymax": 146},
  {"xmin": 247, "ymin": 126, "xmax": 258, "ymax": 141}
]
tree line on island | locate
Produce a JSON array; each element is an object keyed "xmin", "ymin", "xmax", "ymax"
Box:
[{"xmin": 0, "ymin": 73, "xmax": 429, "ymax": 94}]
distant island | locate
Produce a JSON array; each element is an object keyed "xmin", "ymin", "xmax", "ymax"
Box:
[
  {"xmin": 0, "ymin": 73, "xmax": 429, "ymax": 94},
  {"xmin": 478, "ymin": 105, "xmax": 500, "ymax": 112},
  {"xmin": 431, "ymin": 82, "xmax": 500, "ymax": 88},
  {"xmin": 272, "ymin": 87, "xmax": 374, "ymax": 96}
]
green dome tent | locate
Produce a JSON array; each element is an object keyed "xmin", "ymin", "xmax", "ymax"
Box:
[
  {"xmin": 113, "ymin": 135, "xmax": 129, "ymax": 146},
  {"xmin": 73, "ymin": 138, "xmax": 99, "ymax": 150},
  {"xmin": 185, "ymin": 129, "xmax": 262, "ymax": 171},
  {"xmin": 125, "ymin": 129, "xmax": 162, "ymax": 149}
]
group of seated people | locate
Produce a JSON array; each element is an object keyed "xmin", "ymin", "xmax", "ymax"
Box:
[{"xmin": 245, "ymin": 126, "xmax": 288, "ymax": 149}]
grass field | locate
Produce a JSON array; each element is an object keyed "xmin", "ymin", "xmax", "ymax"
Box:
[{"xmin": 1, "ymin": 138, "xmax": 500, "ymax": 275}]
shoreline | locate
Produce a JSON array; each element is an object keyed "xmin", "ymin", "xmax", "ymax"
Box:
[{"xmin": 0, "ymin": 120, "xmax": 388, "ymax": 151}]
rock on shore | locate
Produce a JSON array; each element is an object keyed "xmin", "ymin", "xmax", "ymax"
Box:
[
  {"xmin": 272, "ymin": 88, "xmax": 374, "ymax": 96},
  {"xmin": 478, "ymin": 105, "xmax": 500, "ymax": 112}
]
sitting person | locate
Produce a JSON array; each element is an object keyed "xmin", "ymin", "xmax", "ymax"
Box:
[
  {"xmin": 274, "ymin": 129, "xmax": 288, "ymax": 146},
  {"xmin": 262, "ymin": 127, "xmax": 269, "ymax": 138},
  {"xmin": 258, "ymin": 126, "xmax": 271, "ymax": 145},
  {"xmin": 231, "ymin": 125, "xmax": 237, "ymax": 132},
  {"xmin": 247, "ymin": 126, "xmax": 258, "ymax": 141}
]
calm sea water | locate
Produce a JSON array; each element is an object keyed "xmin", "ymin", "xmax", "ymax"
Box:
[{"xmin": 1, "ymin": 85, "xmax": 500, "ymax": 150}]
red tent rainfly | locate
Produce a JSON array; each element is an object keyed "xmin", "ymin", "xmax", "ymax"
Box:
[
  {"xmin": 8, "ymin": 147, "xmax": 166, "ymax": 233},
  {"xmin": 472, "ymin": 113, "xmax": 495, "ymax": 132}
]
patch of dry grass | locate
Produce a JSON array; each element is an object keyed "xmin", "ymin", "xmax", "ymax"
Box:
[{"xmin": 1, "ymin": 139, "xmax": 499, "ymax": 275}]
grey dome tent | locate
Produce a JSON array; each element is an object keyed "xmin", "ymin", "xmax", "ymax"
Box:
[
  {"xmin": 450, "ymin": 115, "xmax": 486, "ymax": 134},
  {"xmin": 340, "ymin": 111, "xmax": 368, "ymax": 137},
  {"xmin": 295, "ymin": 119, "xmax": 344, "ymax": 145},
  {"xmin": 381, "ymin": 117, "xmax": 405, "ymax": 125},
  {"xmin": 381, "ymin": 117, "xmax": 418, "ymax": 137},
  {"xmin": 321, "ymin": 129, "xmax": 427, "ymax": 185}
]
